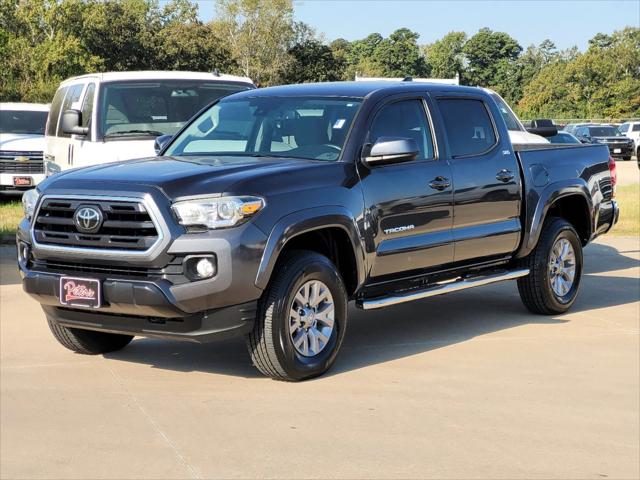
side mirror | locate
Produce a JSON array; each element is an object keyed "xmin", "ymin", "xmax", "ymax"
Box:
[
  {"xmin": 61, "ymin": 109, "xmax": 88, "ymax": 136},
  {"xmin": 363, "ymin": 137, "xmax": 419, "ymax": 166},
  {"xmin": 154, "ymin": 134, "xmax": 173, "ymax": 155}
]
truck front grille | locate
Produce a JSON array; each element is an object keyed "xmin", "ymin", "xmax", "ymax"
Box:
[
  {"xmin": 33, "ymin": 198, "xmax": 160, "ymax": 251},
  {"xmin": 0, "ymin": 150, "xmax": 44, "ymax": 173}
]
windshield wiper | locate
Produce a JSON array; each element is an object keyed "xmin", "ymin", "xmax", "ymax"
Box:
[{"xmin": 104, "ymin": 129, "xmax": 165, "ymax": 137}]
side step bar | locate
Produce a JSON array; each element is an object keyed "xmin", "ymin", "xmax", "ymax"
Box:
[{"xmin": 357, "ymin": 268, "xmax": 530, "ymax": 310}]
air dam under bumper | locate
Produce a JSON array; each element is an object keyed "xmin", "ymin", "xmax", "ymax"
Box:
[{"xmin": 22, "ymin": 270, "xmax": 257, "ymax": 343}]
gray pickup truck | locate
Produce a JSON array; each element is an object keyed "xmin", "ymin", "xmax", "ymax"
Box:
[{"xmin": 17, "ymin": 82, "xmax": 619, "ymax": 381}]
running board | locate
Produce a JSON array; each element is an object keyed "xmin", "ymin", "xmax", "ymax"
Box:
[{"xmin": 357, "ymin": 268, "xmax": 530, "ymax": 310}]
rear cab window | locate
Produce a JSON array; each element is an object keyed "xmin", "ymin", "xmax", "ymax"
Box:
[{"xmin": 437, "ymin": 98, "xmax": 497, "ymax": 158}]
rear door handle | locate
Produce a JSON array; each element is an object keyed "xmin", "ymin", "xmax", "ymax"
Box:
[
  {"xmin": 428, "ymin": 176, "xmax": 451, "ymax": 191},
  {"xmin": 496, "ymin": 169, "xmax": 514, "ymax": 182}
]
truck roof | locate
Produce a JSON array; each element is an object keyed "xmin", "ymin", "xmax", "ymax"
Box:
[
  {"xmin": 59, "ymin": 71, "xmax": 254, "ymax": 86},
  {"xmin": 229, "ymin": 81, "xmax": 485, "ymax": 99},
  {"xmin": 0, "ymin": 102, "xmax": 50, "ymax": 111}
]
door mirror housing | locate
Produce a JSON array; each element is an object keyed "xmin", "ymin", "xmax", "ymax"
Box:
[
  {"xmin": 363, "ymin": 137, "xmax": 419, "ymax": 166},
  {"xmin": 61, "ymin": 109, "xmax": 88, "ymax": 136},
  {"xmin": 154, "ymin": 134, "xmax": 173, "ymax": 155}
]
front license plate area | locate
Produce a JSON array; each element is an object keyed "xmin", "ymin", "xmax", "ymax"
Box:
[
  {"xmin": 59, "ymin": 277, "xmax": 101, "ymax": 308},
  {"xmin": 13, "ymin": 176, "xmax": 32, "ymax": 186},
  {"xmin": 613, "ymin": 148, "xmax": 622, "ymax": 154}
]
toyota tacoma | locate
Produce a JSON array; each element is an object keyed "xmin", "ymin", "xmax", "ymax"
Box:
[{"xmin": 17, "ymin": 82, "xmax": 619, "ymax": 381}]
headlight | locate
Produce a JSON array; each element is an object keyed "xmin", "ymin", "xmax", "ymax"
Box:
[
  {"xmin": 172, "ymin": 196, "xmax": 264, "ymax": 230},
  {"xmin": 22, "ymin": 188, "xmax": 40, "ymax": 220}
]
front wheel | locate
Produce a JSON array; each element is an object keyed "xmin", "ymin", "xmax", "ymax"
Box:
[
  {"xmin": 246, "ymin": 250, "xmax": 348, "ymax": 381},
  {"xmin": 518, "ymin": 217, "xmax": 583, "ymax": 315}
]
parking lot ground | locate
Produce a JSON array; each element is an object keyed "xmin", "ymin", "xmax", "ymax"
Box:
[{"xmin": 1, "ymin": 236, "xmax": 639, "ymax": 479}]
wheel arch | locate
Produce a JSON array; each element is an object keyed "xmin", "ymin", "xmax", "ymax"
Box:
[{"xmin": 255, "ymin": 207, "xmax": 366, "ymax": 297}]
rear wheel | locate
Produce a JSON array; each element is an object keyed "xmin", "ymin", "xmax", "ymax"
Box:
[
  {"xmin": 47, "ymin": 317, "xmax": 133, "ymax": 354},
  {"xmin": 246, "ymin": 250, "xmax": 348, "ymax": 381},
  {"xmin": 622, "ymin": 155, "xmax": 631, "ymax": 161},
  {"xmin": 518, "ymin": 217, "xmax": 583, "ymax": 315}
]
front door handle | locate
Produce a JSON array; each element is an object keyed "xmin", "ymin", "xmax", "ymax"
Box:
[
  {"xmin": 496, "ymin": 169, "xmax": 515, "ymax": 183},
  {"xmin": 428, "ymin": 176, "xmax": 451, "ymax": 191}
]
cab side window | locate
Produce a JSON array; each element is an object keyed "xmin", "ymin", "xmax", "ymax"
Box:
[
  {"xmin": 57, "ymin": 83, "xmax": 85, "ymax": 138},
  {"xmin": 618, "ymin": 123, "xmax": 629, "ymax": 133},
  {"xmin": 368, "ymin": 100, "xmax": 434, "ymax": 160},
  {"xmin": 46, "ymin": 87, "xmax": 68, "ymax": 137},
  {"xmin": 437, "ymin": 98, "xmax": 497, "ymax": 158},
  {"xmin": 81, "ymin": 83, "xmax": 96, "ymax": 129}
]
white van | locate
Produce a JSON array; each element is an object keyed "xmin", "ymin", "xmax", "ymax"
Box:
[
  {"xmin": 0, "ymin": 102, "xmax": 49, "ymax": 194},
  {"xmin": 44, "ymin": 71, "xmax": 254, "ymax": 174}
]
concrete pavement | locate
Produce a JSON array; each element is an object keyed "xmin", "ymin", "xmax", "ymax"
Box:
[{"xmin": 1, "ymin": 236, "xmax": 639, "ymax": 479}]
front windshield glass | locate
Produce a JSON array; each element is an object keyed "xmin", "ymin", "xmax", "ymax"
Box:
[
  {"xmin": 99, "ymin": 81, "xmax": 252, "ymax": 139},
  {"xmin": 165, "ymin": 96, "xmax": 363, "ymax": 161},
  {"xmin": 589, "ymin": 126, "xmax": 621, "ymax": 137},
  {"xmin": 0, "ymin": 110, "xmax": 48, "ymax": 135},
  {"xmin": 490, "ymin": 93, "xmax": 522, "ymax": 132}
]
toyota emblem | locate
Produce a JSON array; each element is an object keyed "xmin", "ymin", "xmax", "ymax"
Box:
[{"xmin": 73, "ymin": 206, "xmax": 103, "ymax": 234}]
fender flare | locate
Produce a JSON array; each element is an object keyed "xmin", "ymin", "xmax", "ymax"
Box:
[
  {"xmin": 517, "ymin": 179, "xmax": 594, "ymax": 258},
  {"xmin": 255, "ymin": 206, "xmax": 366, "ymax": 290}
]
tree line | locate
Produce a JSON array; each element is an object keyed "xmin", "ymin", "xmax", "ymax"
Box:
[{"xmin": 1, "ymin": 0, "xmax": 638, "ymax": 120}]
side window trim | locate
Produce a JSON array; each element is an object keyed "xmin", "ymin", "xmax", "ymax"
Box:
[
  {"xmin": 365, "ymin": 96, "xmax": 439, "ymax": 164},
  {"xmin": 435, "ymin": 95, "xmax": 500, "ymax": 160},
  {"xmin": 80, "ymin": 82, "xmax": 97, "ymax": 138}
]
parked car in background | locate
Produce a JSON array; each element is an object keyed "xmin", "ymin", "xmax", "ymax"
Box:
[
  {"xmin": 548, "ymin": 131, "xmax": 581, "ymax": 144},
  {"xmin": 563, "ymin": 123, "xmax": 594, "ymax": 135},
  {"xmin": 574, "ymin": 124, "xmax": 634, "ymax": 160},
  {"xmin": 0, "ymin": 103, "xmax": 49, "ymax": 194},
  {"xmin": 618, "ymin": 121, "xmax": 640, "ymax": 157},
  {"xmin": 44, "ymin": 71, "xmax": 255, "ymax": 174}
]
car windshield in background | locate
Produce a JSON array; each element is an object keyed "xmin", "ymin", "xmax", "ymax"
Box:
[
  {"xmin": 99, "ymin": 81, "xmax": 252, "ymax": 139},
  {"xmin": 165, "ymin": 96, "xmax": 363, "ymax": 161},
  {"xmin": 0, "ymin": 110, "xmax": 48, "ymax": 135},
  {"xmin": 589, "ymin": 126, "xmax": 621, "ymax": 137},
  {"xmin": 548, "ymin": 133, "xmax": 580, "ymax": 144}
]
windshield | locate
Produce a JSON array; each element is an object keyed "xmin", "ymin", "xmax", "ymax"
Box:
[
  {"xmin": 165, "ymin": 96, "xmax": 363, "ymax": 161},
  {"xmin": 490, "ymin": 93, "xmax": 522, "ymax": 132},
  {"xmin": 99, "ymin": 80, "xmax": 253, "ymax": 139},
  {"xmin": 588, "ymin": 126, "xmax": 621, "ymax": 137},
  {"xmin": 0, "ymin": 110, "xmax": 48, "ymax": 135}
]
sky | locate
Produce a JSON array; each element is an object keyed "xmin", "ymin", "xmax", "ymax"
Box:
[{"xmin": 193, "ymin": 0, "xmax": 640, "ymax": 51}]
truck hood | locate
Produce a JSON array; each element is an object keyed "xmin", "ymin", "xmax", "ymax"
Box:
[
  {"xmin": 0, "ymin": 133, "xmax": 45, "ymax": 152},
  {"xmin": 43, "ymin": 155, "xmax": 327, "ymax": 198}
]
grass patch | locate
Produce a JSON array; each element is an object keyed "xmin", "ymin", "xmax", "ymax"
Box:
[
  {"xmin": 0, "ymin": 200, "xmax": 23, "ymax": 237},
  {"xmin": 611, "ymin": 183, "xmax": 639, "ymax": 237}
]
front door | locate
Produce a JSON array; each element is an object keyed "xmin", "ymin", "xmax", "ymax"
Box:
[
  {"xmin": 358, "ymin": 97, "xmax": 454, "ymax": 279},
  {"xmin": 434, "ymin": 95, "xmax": 522, "ymax": 263}
]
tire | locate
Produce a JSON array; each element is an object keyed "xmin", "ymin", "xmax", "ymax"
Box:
[
  {"xmin": 246, "ymin": 250, "xmax": 348, "ymax": 381},
  {"xmin": 517, "ymin": 217, "xmax": 583, "ymax": 315},
  {"xmin": 622, "ymin": 156, "xmax": 631, "ymax": 161},
  {"xmin": 47, "ymin": 317, "xmax": 133, "ymax": 354}
]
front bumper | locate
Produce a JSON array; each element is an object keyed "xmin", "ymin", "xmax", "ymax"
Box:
[
  {"xmin": 605, "ymin": 143, "xmax": 634, "ymax": 158},
  {"xmin": 0, "ymin": 173, "xmax": 45, "ymax": 193}
]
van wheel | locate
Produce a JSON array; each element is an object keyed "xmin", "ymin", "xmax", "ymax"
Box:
[
  {"xmin": 246, "ymin": 251, "xmax": 348, "ymax": 381},
  {"xmin": 518, "ymin": 217, "xmax": 583, "ymax": 315},
  {"xmin": 47, "ymin": 317, "xmax": 133, "ymax": 354}
]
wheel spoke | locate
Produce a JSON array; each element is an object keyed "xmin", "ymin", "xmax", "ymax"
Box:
[
  {"xmin": 288, "ymin": 279, "xmax": 336, "ymax": 357},
  {"xmin": 308, "ymin": 329, "xmax": 319, "ymax": 355}
]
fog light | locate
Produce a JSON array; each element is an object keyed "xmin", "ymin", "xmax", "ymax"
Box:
[
  {"xmin": 196, "ymin": 258, "xmax": 215, "ymax": 278},
  {"xmin": 184, "ymin": 255, "xmax": 217, "ymax": 281}
]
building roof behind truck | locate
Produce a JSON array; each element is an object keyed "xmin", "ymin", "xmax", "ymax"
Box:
[
  {"xmin": 58, "ymin": 71, "xmax": 254, "ymax": 86},
  {"xmin": 0, "ymin": 102, "xmax": 50, "ymax": 111},
  {"xmin": 228, "ymin": 81, "xmax": 485, "ymax": 100}
]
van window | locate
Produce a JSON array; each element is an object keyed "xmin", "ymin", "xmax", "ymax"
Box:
[
  {"xmin": 438, "ymin": 98, "xmax": 497, "ymax": 157},
  {"xmin": 618, "ymin": 124, "xmax": 629, "ymax": 133},
  {"xmin": 633, "ymin": 124, "xmax": 640, "ymax": 132},
  {"xmin": 99, "ymin": 81, "xmax": 252, "ymax": 140},
  {"xmin": 81, "ymin": 83, "xmax": 96, "ymax": 129},
  {"xmin": 47, "ymin": 87, "xmax": 68, "ymax": 136},
  {"xmin": 368, "ymin": 100, "xmax": 434, "ymax": 160},
  {"xmin": 57, "ymin": 84, "xmax": 85, "ymax": 137}
]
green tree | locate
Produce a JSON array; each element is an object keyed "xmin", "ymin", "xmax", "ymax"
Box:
[
  {"xmin": 374, "ymin": 28, "xmax": 429, "ymax": 77},
  {"xmin": 463, "ymin": 28, "xmax": 521, "ymax": 86},
  {"xmin": 423, "ymin": 31, "xmax": 466, "ymax": 78},
  {"xmin": 277, "ymin": 39, "xmax": 344, "ymax": 84},
  {"xmin": 214, "ymin": 0, "xmax": 295, "ymax": 85}
]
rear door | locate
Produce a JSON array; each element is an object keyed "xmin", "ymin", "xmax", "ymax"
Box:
[
  {"xmin": 434, "ymin": 94, "xmax": 521, "ymax": 263},
  {"xmin": 358, "ymin": 96, "xmax": 454, "ymax": 279}
]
